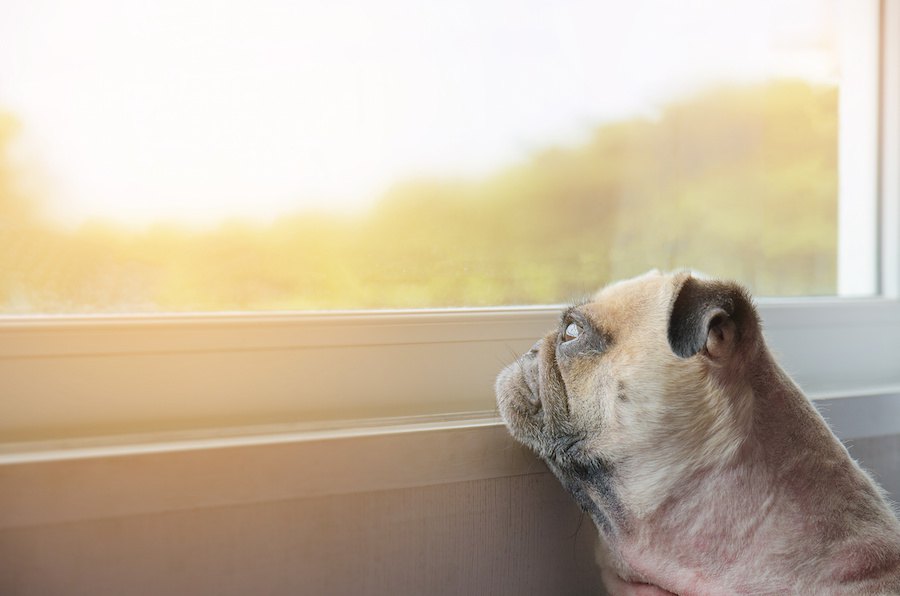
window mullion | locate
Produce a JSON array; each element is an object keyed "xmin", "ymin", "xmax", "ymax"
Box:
[
  {"xmin": 880, "ymin": 0, "xmax": 900, "ymax": 298},
  {"xmin": 837, "ymin": 0, "xmax": 881, "ymax": 296}
]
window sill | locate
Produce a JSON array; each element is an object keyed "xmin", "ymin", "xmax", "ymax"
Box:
[
  {"xmin": 0, "ymin": 413, "xmax": 543, "ymax": 530},
  {"xmin": 2, "ymin": 299, "xmax": 900, "ymax": 443}
]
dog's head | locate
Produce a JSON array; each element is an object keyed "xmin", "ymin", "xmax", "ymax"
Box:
[{"xmin": 495, "ymin": 270, "xmax": 762, "ymax": 533}]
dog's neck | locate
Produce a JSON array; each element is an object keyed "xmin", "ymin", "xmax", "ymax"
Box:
[{"xmin": 600, "ymin": 351, "xmax": 900, "ymax": 594}]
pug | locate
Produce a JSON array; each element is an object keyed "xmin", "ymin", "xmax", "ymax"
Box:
[{"xmin": 495, "ymin": 270, "xmax": 900, "ymax": 595}]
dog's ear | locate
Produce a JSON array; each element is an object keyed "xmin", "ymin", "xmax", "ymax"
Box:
[{"xmin": 667, "ymin": 275, "xmax": 758, "ymax": 361}]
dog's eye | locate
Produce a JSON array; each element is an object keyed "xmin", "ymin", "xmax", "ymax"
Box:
[{"xmin": 564, "ymin": 322, "xmax": 581, "ymax": 341}]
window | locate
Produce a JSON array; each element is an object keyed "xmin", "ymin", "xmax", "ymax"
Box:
[
  {"xmin": 1, "ymin": 0, "xmax": 898, "ymax": 445},
  {"xmin": 0, "ymin": 0, "xmax": 874, "ymax": 314}
]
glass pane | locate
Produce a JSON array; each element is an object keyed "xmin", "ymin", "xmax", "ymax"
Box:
[{"xmin": 0, "ymin": 0, "xmax": 851, "ymax": 312}]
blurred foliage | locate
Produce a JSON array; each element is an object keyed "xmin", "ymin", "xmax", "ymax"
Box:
[{"xmin": 0, "ymin": 80, "xmax": 837, "ymax": 313}]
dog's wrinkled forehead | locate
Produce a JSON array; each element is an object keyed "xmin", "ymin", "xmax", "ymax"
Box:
[{"xmin": 581, "ymin": 269, "xmax": 675, "ymax": 335}]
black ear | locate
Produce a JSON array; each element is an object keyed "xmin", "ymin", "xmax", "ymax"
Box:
[{"xmin": 667, "ymin": 276, "xmax": 757, "ymax": 360}]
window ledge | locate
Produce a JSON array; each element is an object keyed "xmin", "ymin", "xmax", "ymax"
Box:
[{"xmin": 2, "ymin": 300, "xmax": 900, "ymax": 443}]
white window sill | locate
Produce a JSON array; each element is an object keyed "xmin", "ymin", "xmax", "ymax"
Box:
[{"xmin": 2, "ymin": 299, "xmax": 900, "ymax": 443}]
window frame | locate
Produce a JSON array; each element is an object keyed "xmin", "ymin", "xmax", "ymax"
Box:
[{"xmin": 1, "ymin": 0, "xmax": 899, "ymax": 448}]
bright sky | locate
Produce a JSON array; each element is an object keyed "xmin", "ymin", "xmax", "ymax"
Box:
[{"xmin": 0, "ymin": 0, "xmax": 837, "ymax": 227}]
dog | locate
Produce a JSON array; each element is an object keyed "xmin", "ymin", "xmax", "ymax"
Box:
[{"xmin": 495, "ymin": 270, "xmax": 900, "ymax": 595}]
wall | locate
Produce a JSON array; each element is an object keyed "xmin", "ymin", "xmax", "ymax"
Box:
[
  {"xmin": 1, "ymin": 473, "xmax": 604, "ymax": 596},
  {"xmin": 847, "ymin": 434, "xmax": 900, "ymax": 503}
]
